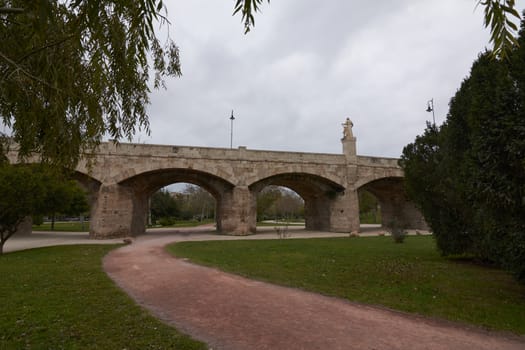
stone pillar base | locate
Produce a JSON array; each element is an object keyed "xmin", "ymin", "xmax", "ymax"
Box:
[
  {"xmin": 328, "ymin": 190, "xmax": 360, "ymax": 233},
  {"xmin": 219, "ymin": 186, "xmax": 256, "ymax": 235},
  {"xmin": 90, "ymin": 184, "xmax": 134, "ymax": 239}
]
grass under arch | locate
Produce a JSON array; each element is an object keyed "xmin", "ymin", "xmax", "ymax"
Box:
[
  {"xmin": 168, "ymin": 235, "xmax": 525, "ymax": 335},
  {"xmin": 0, "ymin": 245, "xmax": 206, "ymax": 350}
]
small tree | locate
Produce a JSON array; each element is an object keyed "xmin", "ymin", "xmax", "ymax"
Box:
[
  {"xmin": 386, "ymin": 219, "xmax": 407, "ymax": 244},
  {"xmin": 150, "ymin": 189, "xmax": 179, "ymax": 224},
  {"xmin": 0, "ymin": 165, "xmax": 45, "ymax": 254},
  {"xmin": 359, "ymin": 190, "xmax": 381, "ymax": 224},
  {"xmin": 63, "ymin": 184, "xmax": 89, "ymax": 218},
  {"xmin": 179, "ymin": 185, "xmax": 215, "ymax": 221},
  {"xmin": 0, "ymin": 164, "xmax": 88, "ymax": 254},
  {"xmin": 256, "ymin": 186, "xmax": 282, "ymax": 221},
  {"xmin": 42, "ymin": 179, "xmax": 89, "ymax": 230},
  {"xmin": 275, "ymin": 189, "xmax": 304, "ymax": 221}
]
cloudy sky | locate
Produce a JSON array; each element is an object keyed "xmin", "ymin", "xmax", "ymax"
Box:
[{"xmin": 136, "ymin": 0, "xmax": 524, "ymax": 159}]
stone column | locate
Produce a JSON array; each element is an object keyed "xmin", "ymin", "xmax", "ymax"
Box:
[
  {"xmin": 342, "ymin": 137, "xmax": 357, "ymax": 163},
  {"xmin": 381, "ymin": 194, "xmax": 428, "ymax": 230},
  {"xmin": 328, "ymin": 190, "xmax": 360, "ymax": 233},
  {"xmin": 90, "ymin": 183, "xmax": 135, "ymax": 238},
  {"xmin": 130, "ymin": 190, "xmax": 149, "ymax": 237},
  {"xmin": 219, "ymin": 186, "xmax": 256, "ymax": 235},
  {"xmin": 304, "ymin": 195, "xmax": 331, "ymax": 231},
  {"xmin": 339, "ymin": 118, "xmax": 360, "ymax": 232}
]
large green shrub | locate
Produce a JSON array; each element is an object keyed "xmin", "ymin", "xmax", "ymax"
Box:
[{"xmin": 401, "ymin": 14, "xmax": 525, "ymax": 281}]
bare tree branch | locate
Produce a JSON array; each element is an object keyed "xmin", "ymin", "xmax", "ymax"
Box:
[{"xmin": 0, "ymin": 7, "xmax": 24, "ymax": 14}]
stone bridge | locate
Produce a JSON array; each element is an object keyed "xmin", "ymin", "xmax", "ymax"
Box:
[{"xmin": 53, "ymin": 125, "xmax": 425, "ymax": 238}]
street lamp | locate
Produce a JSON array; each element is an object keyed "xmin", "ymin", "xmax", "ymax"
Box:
[
  {"xmin": 229, "ymin": 110, "xmax": 235, "ymax": 149},
  {"xmin": 426, "ymin": 98, "xmax": 436, "ymax": 125}
]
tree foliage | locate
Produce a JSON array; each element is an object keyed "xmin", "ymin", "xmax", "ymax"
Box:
[
  {"xmin": 479, "ymin": 0, "xmax": 522, "ymax": 58},
  {"xmin": 150, "ymin": 189, "xmax": 178, "ymax": 224},
  {"xmin": 0, "ymin": 0, "xmax": 271, "ymax": 168},
  {"xmin": 41, "ymin": 177, "xmax": 89, "ymax": 230},
  {"xmin": 256, "ymin": 186, "xmax": 281, "ymax": 221},
  {"xmin": 0, "ymin": 0, "xmax": 181, "ymax": 168},
  {"xmin": 358, "ymin": 190, "xmax": 381, "ymax": 224},
  {"xmin": 256, "ymin": 186, "xmax": 304, "ymax": 221},
  {"xmin": 0, "ymin": 164, "xmax": 87, "ymax": 254},
  {"xmin": 401, "ymin": 14, "xmax": 525, "ymax": 280},
  {"xmin": 176, "ymin": 185, "xmax": 215, "ymax": 221},
  {"xmin": 233, "ymin": 0, "xmax": 270, "ymax": 33},
  {"xmin": 150, "ymin": 185, "xmax": 217, "ymax": 225}
]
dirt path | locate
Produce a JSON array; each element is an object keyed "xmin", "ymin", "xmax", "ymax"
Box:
[{"xmin": 103, "ymin": 231, "xmax": 525, "ymax": 350}]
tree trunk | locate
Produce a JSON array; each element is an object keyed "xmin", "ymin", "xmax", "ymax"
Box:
[
  {"xmin": 51, "ymin": 214, "xmax": 55, "ymax": 231},
  {"xmin": 0, "ymin": 231, "xmax": 5, "ymax": 255},
  {"xmin": 0, "ymin": 225, "xmax": 21, "ymax": 255}
]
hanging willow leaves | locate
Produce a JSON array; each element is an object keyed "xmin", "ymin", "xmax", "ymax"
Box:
[
  {"xmin": 478, "ymin": 0, "xmax": 521, "ymax": 58},
  {"xmin": 0, "ymin": 0, "xmax": 181, "ymax": 168},
  {"xmin": 233, "ymin": 0, "xmax": 270, "ymax": 33}
]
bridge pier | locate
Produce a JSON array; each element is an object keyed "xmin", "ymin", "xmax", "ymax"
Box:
[
  {"xmin": 90, "ymin": 184, "xmax": 136, "ymax": 238},
  {"xmin": 328, "ymin": 190, "xmax": 360, "ymax": 233},
  {"xmin": 219, "ymin": 186, "xmax": 257, "ymax": 235},
  {"xmin": 303, "ymin": 190, "xmax": 359, "ymax": 233},
  {"xmin": 304, "ymin": 197, "xmax": 330, "ymax": 231},
  {"xmin": 381, "ymin": 193, "xmax": 427, "ymax": 230}
]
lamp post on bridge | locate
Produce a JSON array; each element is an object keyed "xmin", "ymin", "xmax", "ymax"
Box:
[{"xmin": 230, "ymin": 110, "xmax": 235, "ymax": 149}]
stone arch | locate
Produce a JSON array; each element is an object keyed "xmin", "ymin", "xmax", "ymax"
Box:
[
  {"xmin": 104, "ymin": 159, "xmax": 238, "ymax": 186},
  {"xmin": 245, "ymin": 165, "xmax": 345, "ymax": 190},
  {"xmin": 354, "ymin": 167, "xmax": 404, "ymax": 191},
  {"xmin": 117, "ymin": 168, "xmax": 236, "ymax": 235},
  {"xmin": 249, "ymin": 173, "xmax": 347, "ymax": 231},
  {"xmin": 357, "ymin": 176, "xmax": 426, "ymax": 229}
]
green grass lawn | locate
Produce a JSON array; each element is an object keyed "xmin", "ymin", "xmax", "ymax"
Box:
[
  {"xmin": 0, "ymin": 245, "xmax": 205, "ymax": 350},
  {"xmin": 256, "ymin": 222, "xmax": 305, "ymax": 227},
  {"xmin": 169, "ymin": 219, "xmax": 215, "ymax": 228},
  {"xmin": 33, "ymin": 219, "xmax": 215, "ymax": 232},
  {"xmin": 33, "ymin": 221, "xmax": 91, "ymax": 232},
  {"xmin": 168, "ymin": 236, "xmax": 525, "ymax": 335}
]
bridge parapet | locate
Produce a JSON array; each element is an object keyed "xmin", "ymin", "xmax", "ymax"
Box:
[
  {"xmin": 357, "ymin": 155, "xmax": 400, "ymax": 168},
  {"xmin": 91, "ymin": 142, "xmax": 347, "ymax": 165}
]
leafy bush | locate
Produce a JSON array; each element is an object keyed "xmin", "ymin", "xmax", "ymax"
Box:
[
  {"xmin": 32, "ymin": 214, "xmax": 44, "ymax": 226},
  {"xmin": 158, "ymin": 217, "xmax": 175, "ymax": 226},
  {"xmin": 274, "ymin": 224, "xmax": 290, "ymax": 239},
  {"xmin": 387, "ymin": 220, "xmax": 407, "ymax": 244}
]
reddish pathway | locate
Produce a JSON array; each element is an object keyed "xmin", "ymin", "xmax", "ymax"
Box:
[{"xmin": 103, "ymin": 232, "xmax": 525, "ymax": 350}]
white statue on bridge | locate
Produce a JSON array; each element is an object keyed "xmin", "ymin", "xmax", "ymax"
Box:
[{"xmin": 342, "ymin": 118, "xmax": 354, "ymax": 139}]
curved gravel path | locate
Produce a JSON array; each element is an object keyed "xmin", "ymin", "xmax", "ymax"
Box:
[{"xmin": 103, "ymin": 230, "xmax": 525, "ymax": 350}]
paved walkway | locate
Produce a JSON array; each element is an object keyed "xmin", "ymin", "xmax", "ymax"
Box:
[
  {"xmin": 2, "ymin": 224, "xmax": 400, "ymax": 253},
  {"xmin": 102, "ymin": 228, "xmax": 525, "ymax": 350},
  {"xmin": 3, "ymin": 230, "xmax": 124, "ymax": 253}
]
